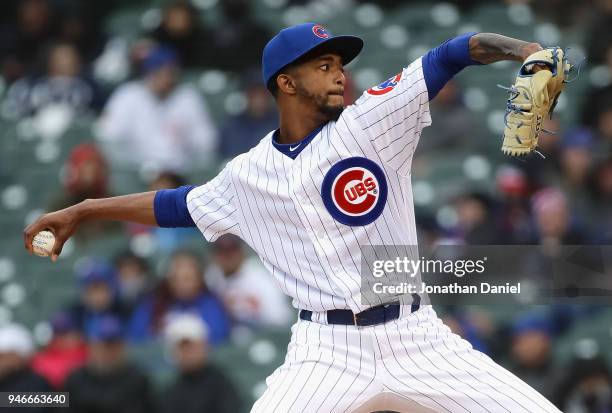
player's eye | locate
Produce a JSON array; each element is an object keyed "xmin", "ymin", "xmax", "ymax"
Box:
[{"xmin": 320, "ymin": 64, "xmax": 329, "ymax": 71}]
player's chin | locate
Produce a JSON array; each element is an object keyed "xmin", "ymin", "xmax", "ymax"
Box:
[{"xmin": 321, "ymin": 102, "xmax": 345, "ymax": 120}]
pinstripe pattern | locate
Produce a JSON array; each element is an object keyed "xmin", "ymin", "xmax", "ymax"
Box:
[
  {"xmin": 187, "ymin": 57, "xmax": 430, "ymax": 313},
  {"xmin": 186, "ymin": 56, "xmax": 560, "ymax": 412},
  {"xmin": 251, "ymin": 307, "xmax": 561, "ymax": 412}
]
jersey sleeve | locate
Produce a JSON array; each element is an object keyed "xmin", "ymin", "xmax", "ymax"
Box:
[
  {"xmin": 186, "ymin": 162, "xmax": 240, "ymax": 242},
  {"xmin": 352, "ymin": 58, "xmax": 431, "ymax": 176}
]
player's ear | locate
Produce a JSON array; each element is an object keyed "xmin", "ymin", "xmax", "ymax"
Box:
[{"xmin": 276, "ymin": 74, "xmax": 296, "ymax": 95}]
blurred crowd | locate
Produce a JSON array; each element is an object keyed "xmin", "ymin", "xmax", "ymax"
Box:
[
  {"xmin": 1, "ymin": 235, "xmax": 293, "ymax": 413},
  {"xmin": 0, "ymin": 0, "xmax": 611, "ymax": 412}
]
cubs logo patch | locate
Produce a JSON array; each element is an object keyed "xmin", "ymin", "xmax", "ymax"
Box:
[
  {"xmin": 321, "ymin": 157, "xmax": 388, "ymax": 226},
  {"xmin": 312, "ymin": 25, "xmax": 330, "ymax": 39},
  {"xmin": 367, "ymin": 72, "xmax": 402, "ymax": 95}
]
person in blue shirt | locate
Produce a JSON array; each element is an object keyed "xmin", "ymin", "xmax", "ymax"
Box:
[{"xmin": 128, "ymin": 250, "xmax": 231, "ymax": 345}]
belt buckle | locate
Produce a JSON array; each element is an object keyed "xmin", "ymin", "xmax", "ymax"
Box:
[{"xmin": 353, "ymin": 312, "xmax": 358, "ymax": 326}]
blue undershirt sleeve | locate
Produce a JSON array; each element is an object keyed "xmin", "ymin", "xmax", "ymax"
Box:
[
  {"xmin": 422, "ymin": 32, "xmax": 482, "ymax": 100},
  {"xmin": 153, "ymin": 185, "xmax": 197, "ymax": 228}
]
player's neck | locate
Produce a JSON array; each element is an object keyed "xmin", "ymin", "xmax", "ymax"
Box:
[{"xmin": 277, "ymin": 105, "xmax": 329, "ymax": 145}]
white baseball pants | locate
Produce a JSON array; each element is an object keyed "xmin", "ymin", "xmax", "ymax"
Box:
[{"xmin": 251, "ymin": 306, "xmax": 561, "ymax": 413}]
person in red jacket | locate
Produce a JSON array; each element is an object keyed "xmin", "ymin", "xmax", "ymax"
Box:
[{"xmin": 31, "ymin": 311, "xmax": 88, "ymax": 389}]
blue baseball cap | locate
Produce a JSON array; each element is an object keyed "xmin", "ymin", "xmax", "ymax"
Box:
[
  {"xmin": 512, "ymin": 313, "xmax": 552, "ymax": 337},
  {"xmin": 143, "ymin": 46, "xmax": 178, "ymax": 74},
  {"xmin": 76, "ymin": 259, "xmax": 116, "ymax": 289},
  {"xmin": 262, "ymin": 23, "xmax": 363, "ymax": 87}
]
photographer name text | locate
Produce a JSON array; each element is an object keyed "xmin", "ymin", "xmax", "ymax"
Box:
[{"xmin": 372, "ymin": 282, "xmax": 521, "ymax": 295}]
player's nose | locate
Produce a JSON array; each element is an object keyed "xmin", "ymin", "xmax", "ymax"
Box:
[{"xmin": 335, "ymin": 70, "xmax": 346, "ymax": 87}]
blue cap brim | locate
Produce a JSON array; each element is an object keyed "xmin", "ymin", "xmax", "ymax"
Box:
[{"xmin": 310, "ymin": 35, "xmax": 364, "ymax": 66}]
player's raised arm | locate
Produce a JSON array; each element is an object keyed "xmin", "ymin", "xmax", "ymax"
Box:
[{"xmin": 421, "ymin": 32, "xmax": 543, "ymax": 100}]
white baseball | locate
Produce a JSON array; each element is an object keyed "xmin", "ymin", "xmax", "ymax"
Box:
[{"xmin": 32, "ymin": 231, "xmax": 56, "ymax": 257}]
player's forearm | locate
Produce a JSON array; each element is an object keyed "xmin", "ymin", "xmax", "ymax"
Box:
[
  {"xmin": 74, "ymin": 192, "xmax": 158, "ymax": 226},
  {"xmin": 468, "ymin": 33, "xmax": 542, "ymax": 64},
  {"xmin": 24, "ymin": 191, "xmax": 159, "ymax": 259}
]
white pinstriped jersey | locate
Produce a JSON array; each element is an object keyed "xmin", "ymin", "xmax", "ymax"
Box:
[{"xmin": 187, "ymin": 57, "xmax": 431, "ymax": 313}]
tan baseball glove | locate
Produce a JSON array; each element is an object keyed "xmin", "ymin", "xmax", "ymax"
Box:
[{"xmin": 499, "ymin": 47, "xmax": 572, "ymax": 157}]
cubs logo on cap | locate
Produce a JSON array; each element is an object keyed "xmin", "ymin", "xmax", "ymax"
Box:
[
  {"xmin": 367, "ymin": 72, "xmax": 402, "ymax": 95},
  {"xmin": 321, "ymin": 157, "xmax": 388, "ymax": 226},
  {"xmin": 312, "ymin": 25, "xmax": 330, "ymax": 39}
]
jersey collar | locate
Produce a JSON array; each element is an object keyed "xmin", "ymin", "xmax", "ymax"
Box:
[{"xmin": 272, "ymin": 122, "xmax": 327, "ymax": 159}]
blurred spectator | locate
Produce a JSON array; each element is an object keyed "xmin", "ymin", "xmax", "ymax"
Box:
[
  {"xmin": 158, "ymin": 314, "xmax": 241, "ymax": 413},
  {"xmin": 50, "ymin": 143, "xmax": 122, "ymax": 240},
  {"xmin": 219, "ymin": 70, "xmax": 278, "ymax": 160},
  {"xmin": 210, "ymin": 0, "xmax": 271, "ymax": 73},
  {"xmin": 495, "ymin": 166, "xmax": 533, "ymax": 243},
  {"xmin": 69, "ymin": 259, "xmax": 126, "ymax": 337},
  {"xmin": 125, "ymin": 170, "xmax": 187, "ymax": 239},
  {"xmin": 582, "ymin": 87, "xmax": 612, "ymax": 147},
  {"xmin": 65, "ymin": 315, "xmax": 154, "ymax": 413},
  {"xmin": 507, "ymin": 313, "xmax": 557, "ymax": 399},
  {"xmin": 31, "ymin": 311, "xmax": 88, "ymax": 389},
  {"xmin": 98, "ymin": 46, "xmax": 217, "ymax": 173},
  {"xmin": 0, "ymin": 0, "xmax": 58, "ymax": 83},
  {"xmin": 418, "ymin": 81, "xmax": 480, "ymax": 154},
  {"xmin": 595, "ymin": 99, "xmax": 612, "ymax": 147},
  {"xmin": 585, "ymin": 0, "xmax": 612, "ymax": 66},
  {"xmin": 150, "ymin": 170, "xmax": 186, "ymax": 190},
  {"xmin": 556, "ymin": 128, "xmax": 597, "ymax": 224},
  {"xmin": 554, "ymin": 356, "xmax": 612, "ymax": 413},
  {"xmin": 440, "ymin": 309, "xmax": 491, "ymax": 354},
  {"xmin": 114, "ymin": 251, "xmax": 151, "ymax": 317},
  {"xmin": 125, "ymin": 171, "xmax": 198, "ymax": 254},
  {"xmin": 55, "ymin": 143, "xmax": 109, "ymax": 206},
  {"xmin": 588, "ymin": 158, "xmax": 612, "ymax": 242},
  {"xmin": 0, "ymin": 323, "xmax": 51, "ymax": 413},
  {"xmin": 559, "ymin": 128, "xmax": 595, "ymax": 191},
  {"xmin": 206, "ymin": 235, "xmax": 293, "ymax": 327},
  {"xmin": 453, "ymin": 192, "xmax": 499, "ymax": 244},
  {"xmin": 415, "ymin": 213, "xmax": 444, "ymax": 249},
  {"xmin": 129, "ymin": 250, "xmax": 231, "ymax": 345},
  {"xmin": 4, "ymin": 41, "xmax": 103, "ymax": 118},
  {"xmin": 56, "ymin": 2, "xmax": 109, "ymax": 64},
  {"xmin": 531, "ymin": 187, "xmax": 588, "ymax": 245},
  {"xmin": 150, "ymin": 1, "xmax": 208, "ymax": 68}
]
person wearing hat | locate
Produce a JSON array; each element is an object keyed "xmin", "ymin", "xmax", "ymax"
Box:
[
  {"xmin": 508, "ymin": 313, "xmax": 558, "ymax": 401},
  {"xmin": 64, "ymin": 315, "xmax": 154, "ymax": 413},
  {"xmin": 0, "ymin": 323, "xmax": 51, "ymax": 413},
  {"xmin": 158, "ymin": 314, "xmax": 241, "ymax": 413},
  {"xmin": 98, "ymin": 44, "xmax": 217, "ymax": 173},
  {"xmin": 219, "ymin": 68, "xmax": 279, "ymax": 160},
  {"xmin": 28, "ymin": 22, "xmax": 563, "ymax": 411},
  {"xmin": 68, "ymin": 258, "xmax": 126, "ymax": 337},
  {"xmin": 31, "ymin": 311, "xmax": 88, "ymax": 389}
]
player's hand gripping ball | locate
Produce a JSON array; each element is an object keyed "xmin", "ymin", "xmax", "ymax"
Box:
[
  {"xmin": 32, "ymin": 230, "xmax": 56, "ymax": 257},
  {"xmin": 499, "ymin": 47, "xmax": 573, "ymax": 157}
]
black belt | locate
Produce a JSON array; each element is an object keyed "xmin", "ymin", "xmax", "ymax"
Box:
[{"xmin": 299, "ymin": 295, "xmax": 421, "ymax": 327}]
